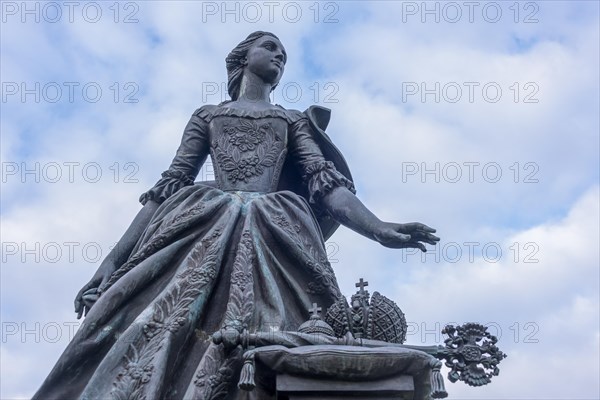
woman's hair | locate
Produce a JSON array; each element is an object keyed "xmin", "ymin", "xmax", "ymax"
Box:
[{"xmin": 226, "ymin": 31, "xmax": 281, "ymax": 101}]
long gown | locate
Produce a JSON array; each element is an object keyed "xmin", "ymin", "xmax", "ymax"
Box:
[{"xmin": 33, "ymin": 104, "xmax": 356, "ymax": 400}]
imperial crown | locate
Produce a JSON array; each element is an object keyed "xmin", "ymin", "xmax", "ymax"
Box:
[{"xmin": 324, "ymin": 279, "xmax": 408, "ymax": 343}]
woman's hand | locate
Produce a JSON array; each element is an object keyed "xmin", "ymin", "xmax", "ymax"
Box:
[
  {"xmin": 74, "ymin": 263, "xmax": 114, "ymax": 319},
  {"xmin": 373, "ymin": 222, "xmax": 440, "ymax": 252},
  {"xmin": 322, "ymin": 187, "xmax": 440, "ymax": 251},
  {"xmin": 72, "ymin": 201, "xmax": 159, "ymax": 319}
]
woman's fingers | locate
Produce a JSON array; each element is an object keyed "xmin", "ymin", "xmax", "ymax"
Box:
[
  {"xmin": 420, "ymin": 224, "xmax": 436, "ymax": 233},
  {"xmin": 413, "ymin": 242, "xmax": 427, "ymax": 252},
  {"xmin": 408, "ymin": 231, "xmax": 440, "ymax": 244},
  {"xmin": 74, "ymin": 281, "xmax": 100, "ymax": 319},
  {"xmin": 74, "ymin": 285, "xmax": 90, "ymax": 315},
  {"xmin": 397, "ymin": 241, "xmax": 427, "ymax": 252},
  {"xmin": 422, "ymin": 233, "xmax": 440, "ymax": 244},
  {"xmin": 403, "ymin": 222, "xmax": 437, "ymax": 233}
]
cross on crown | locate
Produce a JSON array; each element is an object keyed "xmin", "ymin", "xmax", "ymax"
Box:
[
  {"xmin": 355, "ymin": 278, "xmax": 369, "ymax": 294},
  {"xmin": 308, "ymin": 303, "xmax": 322, "ymax": 318}
]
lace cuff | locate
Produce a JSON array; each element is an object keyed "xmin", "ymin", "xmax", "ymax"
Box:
[
  {"xmin": 304, "ymin": 161, "xmax": 356, "ymax": 204},
  {"xmin": 139, "ymin": 170, "xmax": 195, "ymax": 205}
]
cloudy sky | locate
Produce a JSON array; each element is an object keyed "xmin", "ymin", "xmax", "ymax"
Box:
[{"xmin": 1, "ymin": 1, "xmax": 599, "ymax": 398}]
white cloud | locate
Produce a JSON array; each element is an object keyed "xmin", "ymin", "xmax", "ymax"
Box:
[
  {"xmin": 330, "ymin": 186, "xmax": 599, "ymax": 398},
  {"xmin": 1, "ymin": 1, "xmax": 598, "ymax": 399}
]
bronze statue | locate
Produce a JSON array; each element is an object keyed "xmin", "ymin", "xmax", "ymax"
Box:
[{"xmin": 33, "ymin": 31, "xmax": 439, "ymax": 400}]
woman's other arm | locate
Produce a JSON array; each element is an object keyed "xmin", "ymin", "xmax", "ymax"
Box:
[
  {"xmin": 74, "ymin": 109, "xmax": 211, "ymax": 318},
  {"xmin": 74, "ymin": 200, "xmax": 159, "ymax": 318}
]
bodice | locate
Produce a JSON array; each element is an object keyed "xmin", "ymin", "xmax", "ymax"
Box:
[
  {"xmin": 208, "ymin": 115, "xmax": 288, "ymax": 193},
  {"xmin": 139, "ymin": 104, "xmax": 356, "ymax": 221}
]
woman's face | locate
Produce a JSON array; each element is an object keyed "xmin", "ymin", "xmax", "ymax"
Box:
[{"xmin": 244, "ymin": 35, "xmax": 287, "ymax": 86}]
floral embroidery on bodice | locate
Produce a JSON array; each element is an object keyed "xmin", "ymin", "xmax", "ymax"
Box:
[{"xmin": 209, "ymin": 116, "xmax": 288, "ymax": 192}]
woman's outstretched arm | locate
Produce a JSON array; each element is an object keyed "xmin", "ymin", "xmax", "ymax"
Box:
[
  {"xmin": 287, "ymin": 113, "xmax": 439, "ymax": 250},
  {"xmin": 321, "ymin": 186, "xmax": 439, "ymax": 251}
]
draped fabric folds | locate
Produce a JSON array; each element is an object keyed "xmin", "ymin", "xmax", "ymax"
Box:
[{"xmin": 34, "ymin": 105, "xmax": 354, "ymax": 400}]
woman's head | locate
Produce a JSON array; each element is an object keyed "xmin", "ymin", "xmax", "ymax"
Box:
[{"xmin": 226, "ymin": 31, "xmax": 287, "ymax": 101}]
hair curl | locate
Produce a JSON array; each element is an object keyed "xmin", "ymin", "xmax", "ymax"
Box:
[{"xmin": 225, "ymin": 31, "xmax": 281, "ymax": 101}]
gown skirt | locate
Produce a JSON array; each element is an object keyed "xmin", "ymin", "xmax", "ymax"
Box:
[{"xmin": 33, "ymin": 183, "xmax": 343, "ymax": 400}]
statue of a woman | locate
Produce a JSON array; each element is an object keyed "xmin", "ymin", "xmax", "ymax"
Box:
[{"xmin": 33, "ymin": 31, "xmax": 439, "ymax": 400}]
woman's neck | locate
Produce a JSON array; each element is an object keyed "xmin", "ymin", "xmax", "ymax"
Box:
[{"xmin": 237, "ymin": 71, "xmax": 272, "ymax": 106}]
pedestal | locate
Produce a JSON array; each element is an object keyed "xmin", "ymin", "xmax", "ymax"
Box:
[{"xmin": 276, "ymin": 373, "xmax": 415, "ymax": 400}]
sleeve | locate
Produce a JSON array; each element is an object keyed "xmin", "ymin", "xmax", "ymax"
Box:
[
  {"xmin": 139, "ymin": 110, "xmax": 210, "ymax": 205},
  {"xmin": 288, "ymin": 115, "xmax": 355, "ymax": 205}
]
